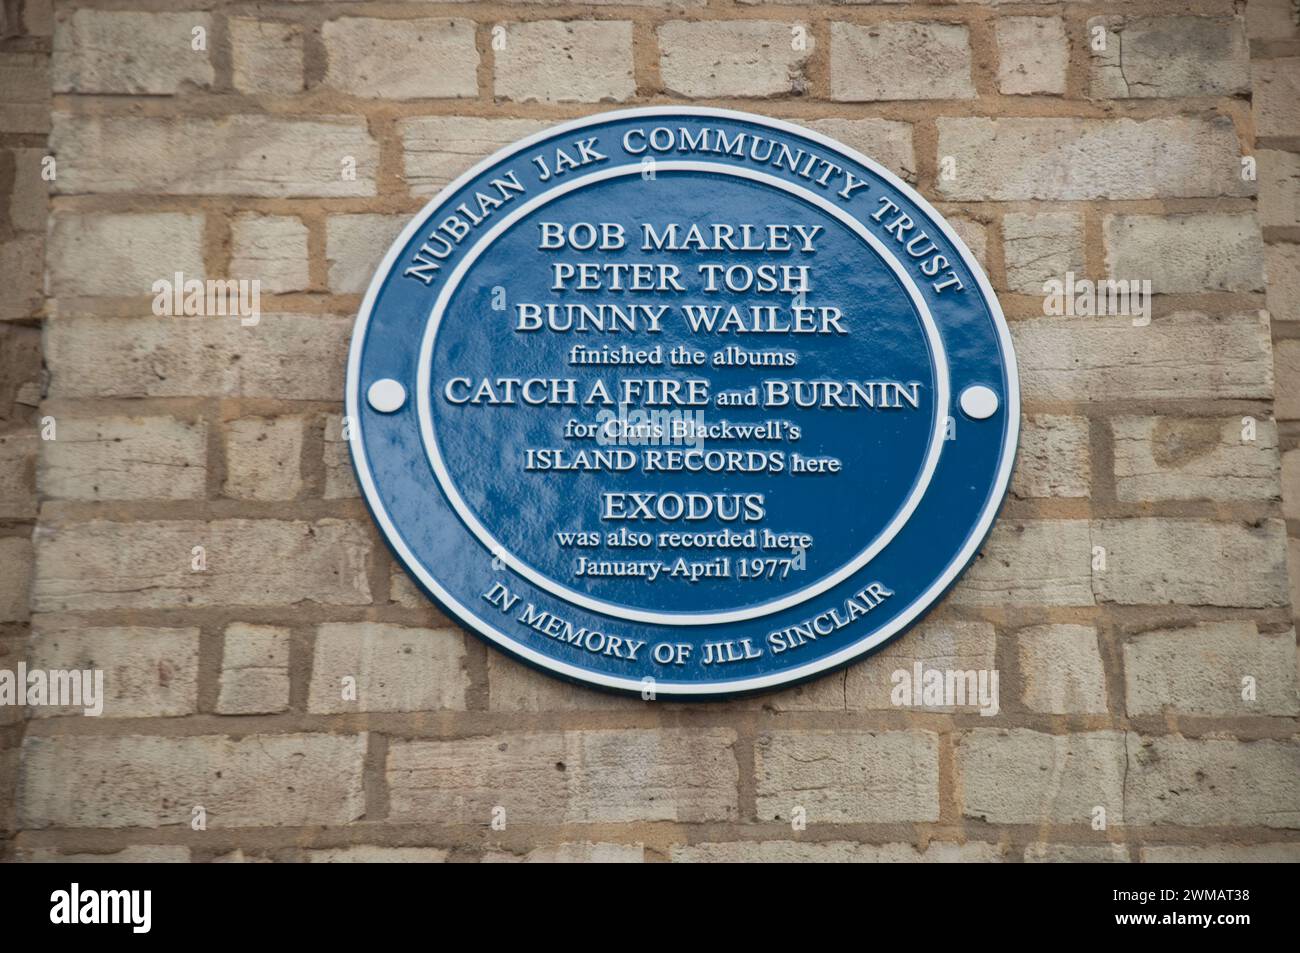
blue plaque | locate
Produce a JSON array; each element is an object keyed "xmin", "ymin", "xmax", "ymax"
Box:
[{"xmin": 347, "ymin": 107, "xmax": 1018, "ymax": 698}]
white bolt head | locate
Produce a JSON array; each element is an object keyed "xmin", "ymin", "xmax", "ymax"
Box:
[
  {"xmin": 367, "ymin": 379, "xmax": 406, "ymax": 413},
  {"xmin": 959, "ymin": 385, "xmax": 999, "ymax": 420}
]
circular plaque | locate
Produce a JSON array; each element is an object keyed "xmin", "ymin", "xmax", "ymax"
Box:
[{"xmin": 348, "ymin": 107, "xmax": 1018, "ymax": 698}]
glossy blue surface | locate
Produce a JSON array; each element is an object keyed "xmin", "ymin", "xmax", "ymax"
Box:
[{"xmin": 348, "ymin": 108, "xmax": 1018, "ymax": 698}]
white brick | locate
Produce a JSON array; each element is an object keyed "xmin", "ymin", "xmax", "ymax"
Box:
[
  {"xmin": 20, "ymin": 846, "xmax": 191, "ymax": 863},
  {"xmin": 230, "ymin": 214, "xmax": 309, "ymax": 293},
  {"xmin": 389, "ymin": 564, "xmax": 426, "ymax": 609},
  {"xmin": 9, "ymin": 148, "xmax": 48, "ymax": 231},
  {"xmin": 29, "ymin": 626, "xmax": 199, "ymax": 718},
  {"xmin": 1112, "ymin": 416, "xmax": 1280, "ymax": 502},
  {"xmin": 0, "ymin": 234, "xmax": 43, "ymax": 318},
  {"xmin": 1126, "ymin": 735, "xmax": 1300, "ymax": 828},
  {"xmin": 1011, "ymin": 415, "xmax": 1090, "ymax": 499},
  {"xmin": 659, "ymin": 21, "xmax": 809, "ymax": 99},
  {"xmin": 323, "ymin": 416, "xmax": 359, "ymax": 500},
  {"xmin": 309, "ymin": 622, "xmax": 468, "ymax": 713},
  {"xmin": 0, "ymin": 431, "xmax": 37, "ymax": 518},
  {"xmin": 0, "ymin": 53, "xmax": 50, "ymax": 133},
  {"xmin": 326, "ymin": 214, "xmax": 407, "ymax": 294},
  {"xmin": 719, "ymin": 673, "xmax": 848, "ymax": 713},
  {"xmin": 230, "ymin": 18, "xmax": 303, "ymax": 95},
  {"xmin": 1141, "ymin": 843, "xmax": 1300, "ymax": 862},
  {"xmin": 947, "ymin": 216, "xmax": 988, "ymax": 268},
  {"xmin": 936, "ymin": 117, "xmax": 1251, "ymax": 200},
  {"xmin": 209, "ymin": 850, "xmax": 269, "ymax": 864},
  {"xmin": 949, "ymin": 520, "xmax": 1094, "ymax": 607},
  {"xmin": 1248, "ymin": 0, "xmax": 1300, "ymax": 41},
  {"xmin": 1253, "ymin": 58, "xmax": 1300, "ymax": 137},
  {"xmin": 0, "ymin": 537, "xmax": 32, "ymax": 622},
  {"xmin": 672, "ymin": 841, "xmax": 1003, "ymax": 863},
  {"xmin": 959, "ymin": 730, "xmax": 1126, "ymax": 824},
  {"xmin": 1012, "ymin": 313, "xmax": 1273, "ymax": 402},
  {"xmin": 400, "ymin": 117, "xmax": 551, "ymax": 197},
  {"xmin": 498, "ymin": 20, "xmax": 635, "ymax": 103},
  {"xmin": 845, "ymin": 620, "xmax": 996, "ymax": 712},
  {"xmin": 755, "ymin": 730, "xmax": 940, "ymax": 822},
  {"xmin": 1259, "ymin": 149, "xmax": 1300, "ymax": 229},
  {"xmin": 1292, "ymin": 539, "xmax": 1300, "ymax": 618},
  {"xmin": 307, "ymin": 847, "xmax": 449, "ymax": 863},
  {"xmin": 1284, "ymin": 448, "xmax": 1300, "ymax": 521},
  {"xmin": 1124, "ymin": 623, "xmax": 1298, "ymax": 716},
  {"xmin": 1001, "ymin": 211, "xmax": 1085, "ymax": 295},
  {"xmin": 1266, "ymin": 244, "xmax": 1300, "ymax": 323},
  {"xmin": 32, "ymin": 519, "xmax": 372, "ymax": 612},
  {"xmin": 50, "ymin": 115, "xmax": 378, "ymax": 197},
  {"xmin": 1278, "ymin": 340, "xmax": 1300, "ymax": 419},
  {"xmin": 831, "ymin": 21, "xmax": 974, "ymax": 101},
  {"xmin": 484, "ymin": 843, "xmax": 644, "ymax": 863},
  {"xmin": 322, "ymin": 17, "xmax": 477, "ymax": 99},
  {"xmin": 487, "ymin": 650, "xmax": 642, "ymax": 712},
  {"xmin": 53, "ymin": 10, "xmax": 213, "ymax": 94},
  {"xmin": 19, "ymin": 733, "xmax": 367, "ymax": 828},
  {"xmin": 996, "ymin": 17, "xmax": 1067, "ymax": 95},
  {"xmin": 1024, "ymin": 843, "xmax": 1130, "ymax": 863},
  {"xmin": 1104, "ymin": 212, "xmax": 1264, "ymax": 293},
  {"xmin": 387, "ymin": 729, "xmax": 738, "ymax": 823},
  {"xmin": 805, "ymin": 118, "xmax": 915, "ymax": 182},
  {"xmin": 39, "ymin": 416, "xmax": 206, "ymax": 502},
  {"xmin": 1092, "ymin": 518, "xmax": 1289, "ymax": 607},
  {"xmin": 1088, "ymin": 16, "xmax": 1248, "ymax": 98},
  {"xmin": 48, "ymin": 212, "xmax": 204, "ymax": 297},
  {"xmin": 489, "ymin": 0, "xmax": 695, "ymax": 4},
  {"xmin": 45, "ymin": 314, "xmax": 351, "ymax": 401},
  {"xmin": 222, "ymin": 416, "xmax": 304, "ymax": 501},
  {"xmin": 1017, "ymin": 624, "xmax": 1108, "ymax": 714},
  {"xmin": 217, "ymin": 623, "xmax": 290, "ymax": 715}
]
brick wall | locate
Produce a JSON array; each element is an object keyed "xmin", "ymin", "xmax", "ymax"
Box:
[
  {"xmin": 1, "ymin": 0, "xmax": 50, "ymax": 857},
  {"xmin": 0, "ymin": 0, "xmax": 1297, "ymax": 863}
]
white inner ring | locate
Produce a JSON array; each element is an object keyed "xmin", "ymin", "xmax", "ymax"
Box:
[{"xmin": 415, "ymin": 161, "xmax": 950, "ymax": 626}]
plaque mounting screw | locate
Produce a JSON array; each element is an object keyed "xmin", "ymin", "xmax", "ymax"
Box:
[
  {"xmin": 367, "ymin": 379, "xmax": 407, "ymax": 413},
  {"xmin": 959, "ymin": 385, "xmax": 999, "ymax": 420}
]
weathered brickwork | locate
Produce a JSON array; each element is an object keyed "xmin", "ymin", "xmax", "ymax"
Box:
[{"xmin": 1, "ymin": 0, "xmax": 1297, "ymax": 863}]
